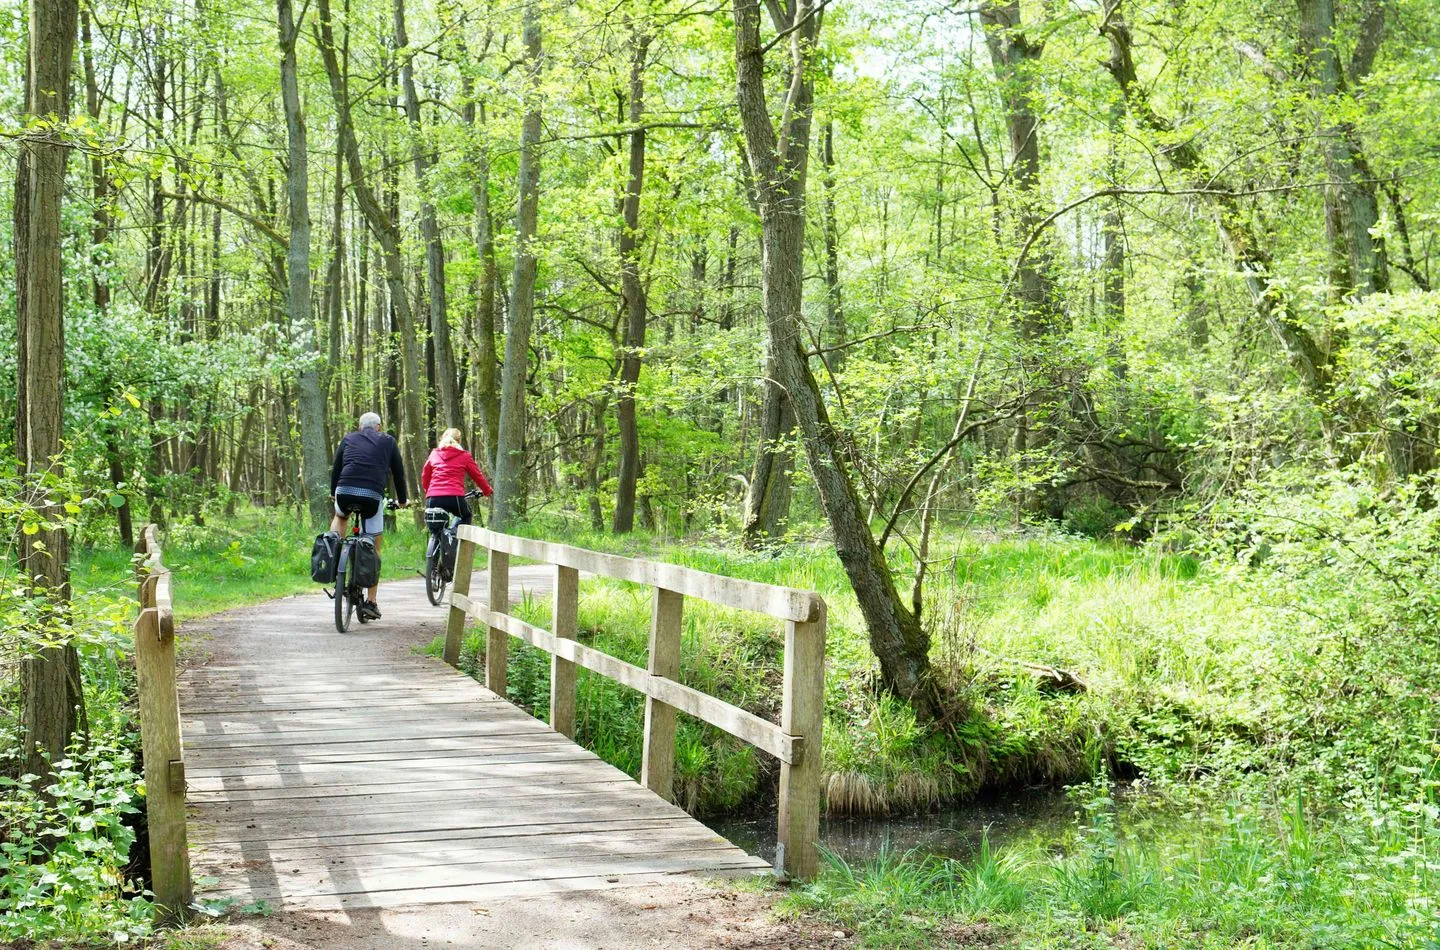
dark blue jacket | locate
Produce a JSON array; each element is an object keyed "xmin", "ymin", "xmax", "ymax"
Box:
[{"xmin": 330, "ymin": 430, "xmax": 408, "ymax": 503}]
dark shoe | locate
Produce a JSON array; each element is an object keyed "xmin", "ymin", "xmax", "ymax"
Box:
[{"xmin": 359, "ymin": 600, "xmax": 382, "ymax": 620}]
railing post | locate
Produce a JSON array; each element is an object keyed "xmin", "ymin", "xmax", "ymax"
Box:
[
  {"xmin": 550, "ymin": 565, "xmax": 579, "ymax": 737},
  {"xmin": 778, "ymin": 601, "xmax": 825, "ymax": 879},
  {"xmin": 132, "ymin": 527, "xmax": 192, "ymax": 921},
  {"xmin": 485, "ymin": 548, "xmax": 510, "ymax": 696},
  {"xmin": 443, "ymin": 538, "xmax": 478, "ymax": 667},
  {"xmin": 641, "ymin": 588, "xmax": 683, "ymax": 802}
]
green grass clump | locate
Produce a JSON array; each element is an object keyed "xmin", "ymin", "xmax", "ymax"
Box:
[
  {"xmin": 784, "ymin": 777, "xmax": 1440, "ymax": 947},
  {"xmin": 73, "ymin": 506, "xmax": 432, "ymax": 620}
]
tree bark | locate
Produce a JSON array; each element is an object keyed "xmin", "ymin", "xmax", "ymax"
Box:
[
  {"xmin": 820, "ymin": 118, "xmax": 844, "ymax": 373},
  {"xmin": 317, "ymin": 0, "xmax": 426, "ymax": 496},
  {"xmin": 17, "ymin": 0, "xmax": 85, "ymax": 782},
  {"xmin": 613, "ymin": 28, "xmax": 651, "ymax": 534},
  {"xmin": 1296, "ymin": 0, "xmax": 1388, "ymax": 298},
  {"xmin": 278, "ymin": 0, "xmax": 333, "ymax": 525},
  {"xmin": 493, "ymin": 0, "xmax": 543, "ymax": 530},
  {"xmin": 733, "ymin": 0, "xmax": 938, "ymax": 715},
  {"xmin": 396, "ymin": 0, "xmax": 459, "ymax": 431},
  {"xmin": 460, "ymin": 57, "xmax": 501, "ymax": 472}
]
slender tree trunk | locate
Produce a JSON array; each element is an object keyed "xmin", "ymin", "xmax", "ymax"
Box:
[
  {"xmin": 493, "ymin": 1, "xmax": 543, "ymax": 529},
  {"xmin": 17, "ymin": 0, "xmax": 85, "ymax": 782},
  {"xmin": 613, "ymin": 28, "xmax": 651, "ymax": 534},
  {"xmin": 395, "ymin": 0, "xmax": 459, "ymax": 430},
  {"xmin": 733, "ymin": 0, "xmax": 938, "ymax": 715},
  {"xmin": 460, "ymin": 61, "xmax": 501, "ymax": 471},
  {"xmin": 1297, "ymin": 0, "xmax": 1388, "ymax": 298},
  {"xmin": 742, "ymin": 368, "xmax": 794, "ymax": 546},
  {"xmin": 277, "ymin": 0, "xmax": 332, "ymax": 524},
  {"xmin": 820, "ymin": 118, "xmax": 845, "ymax": 373},
  {"xmin": 317, "ymin": 0, "xmax": 426, "ymax": 496}
]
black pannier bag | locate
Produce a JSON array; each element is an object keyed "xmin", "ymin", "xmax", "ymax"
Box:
[
  {"xmin": 442, "ymin": 530, "xmax": 459, "ymax": 575},
  {"xmin": 310, "ymin": 531, "xmax": 340, "ymax": 583},
  {"xmin": 424, "ymin": 507, "xmax": 449, "ymax": 536},
  {"xmin": 351, "ymin": 536, "xmax": 381, "ymax": 589}
]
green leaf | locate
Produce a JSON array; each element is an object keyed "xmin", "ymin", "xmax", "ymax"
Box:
[{"xmin": 107, "ymin": 493, "xmax": 128, "ymax": 509}]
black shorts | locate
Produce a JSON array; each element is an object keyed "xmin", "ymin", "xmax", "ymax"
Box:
[
  {"xmin": 335, "ymin": 491, "xmax": 384, "ymax": 534},
  {"xmin": 425, "ymin": 495, "xmax": 472, "ymax": 525}
]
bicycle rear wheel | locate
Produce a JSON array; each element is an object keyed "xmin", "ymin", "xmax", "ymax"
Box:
[
  {"xmin": 425, "ymin": 540, "xmax": 447, "ymax": 607},
  {"xmin": 334, "ymin": 552, "xmax": 354, "ymax": 632}
]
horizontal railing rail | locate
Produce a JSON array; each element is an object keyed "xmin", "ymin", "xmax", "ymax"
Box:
[{"xmin": 444, "ymin": 525, "xmax": 826, "ymax": 879}]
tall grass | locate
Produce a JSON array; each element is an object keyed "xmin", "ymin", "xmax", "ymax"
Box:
[{"xmin": 785, "ymin": 778, "xmax": 1440, "ymax": 947}]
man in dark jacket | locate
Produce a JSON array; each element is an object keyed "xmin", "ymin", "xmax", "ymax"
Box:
[{"xmin": 329, "ymin": 411, "xmax": 408, "ymax": 619}]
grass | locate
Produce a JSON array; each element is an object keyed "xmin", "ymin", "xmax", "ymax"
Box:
[
  {"xmin": 72, "ymin": 505, "xmax": 433, "ymax": 620},
  {"xmin": 782, "ymin": 779, "xmax": 1440, "ymax": 947}
]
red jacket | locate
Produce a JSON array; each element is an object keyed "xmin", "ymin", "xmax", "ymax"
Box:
[{"xmin": 421, "ymin": 445, "xmax": 493, "ymax": 498}]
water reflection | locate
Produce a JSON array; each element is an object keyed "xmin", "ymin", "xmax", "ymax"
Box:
[{"xmin": 709, "ymin": 788, "xmax": 1075, "ymax": 866}]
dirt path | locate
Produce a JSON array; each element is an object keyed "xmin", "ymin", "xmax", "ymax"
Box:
[{"xmin": 176, "ymin": 576, "xmax": 851, "ymax": 949}]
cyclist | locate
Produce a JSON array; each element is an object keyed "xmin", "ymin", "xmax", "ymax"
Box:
[
  {"xmin": 421, "ymin": 427, "xmax": 493, "ymax": 525},
  {"xmin": 330, "ymin": 411, "xmax": 409, "ymax": 619}
]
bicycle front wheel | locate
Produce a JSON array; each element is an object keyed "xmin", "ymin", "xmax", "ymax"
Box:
[{"xmin": 334, "ymin": 556, "xmax": 354, "ymax": 632}]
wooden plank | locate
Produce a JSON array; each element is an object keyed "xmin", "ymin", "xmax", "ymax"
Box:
[
  {"xmin": 458, "ymin": 596, "xmax": 799, "ymax": 763},
  {"xmin": 187, "ymin": 763, "xmax": 631, "ymax": 798},
  {"xmin": 443, "ymin": 536, "xmax": 477, "ymax": 666},
  {"xmin": 193, "ymin": 780, "xmax": 652, "ymax": 821},
  {"xmin": 778, "ymin": 604, "xmax": 825, "ymax": 880},
  {"xmin": 189, "ymin": 797, "xmax": 693, "ymax": 844},
  {"xmin": 185, "ymin": 749, "xmax": 602, "ymax": 779},
  {"xmin": 192, "ymin": 815, "xmax": 699, "ymax": 854},
  {"xmin": 550, "ymin": 565, "xmax": 579, "ymax": 738},
  {"xmin": 200, "ymin": 866, "xmax": 767, "ymax": 911},
  {"xmin": 641, "ymin": 588, "xmax": 682, "ymax": 801},
  {"xmin": 184, "ymin": 723, "xmax": 568, "ymax": 750},
  {"xmin": 194, "ymin": 825, "xmax": 743, "ymax": 874},
  {"xmin": 184, "ymin": 737, "xmax": 583, "ymax": 768},
  {"xmin": 200, "ymin": 850, "xmax": 768, "ymax": 904},
  {"xmin": 457, "ymin": 525, "xmax": 821, "ymax": 622},
  {"xmin": 486, "ymin": 548, "xmax": 509, "ymax": 695}
]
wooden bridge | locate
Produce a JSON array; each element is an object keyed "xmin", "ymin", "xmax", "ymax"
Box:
[{"xmin": 134, "ymin": 525, "xmax": 825, "ymax": 918}]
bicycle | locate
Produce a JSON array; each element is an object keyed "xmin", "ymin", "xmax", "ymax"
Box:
[
  {"xmin": 332, "ymin": 498, "xmax": 398, "ymax": 632},
  {"xmin": 424, "ymin": 489, "xmax": 485, "ymax": 607}
]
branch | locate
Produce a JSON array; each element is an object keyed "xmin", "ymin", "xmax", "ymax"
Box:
[{"xmin": 157, "ymin": 189, "xmax": 287, "ymax": 249}]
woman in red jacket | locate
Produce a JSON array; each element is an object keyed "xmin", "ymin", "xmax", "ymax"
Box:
[{"xmin": 421, "ymin": 428, "xmax": 493, "ymax": 525}]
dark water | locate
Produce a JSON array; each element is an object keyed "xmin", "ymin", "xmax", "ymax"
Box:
[{"xmin": 708, "ymin": 788, "xmax": 1076, "ymax": 867}]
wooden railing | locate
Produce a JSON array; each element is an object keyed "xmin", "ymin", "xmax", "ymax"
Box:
[
  {"xmin": 443, "ymin": 526, "xmax": 827, "ymax": 879},
  {"xmin": 134, "ymin": 525, "xmax": 192, "ymax": 920}
]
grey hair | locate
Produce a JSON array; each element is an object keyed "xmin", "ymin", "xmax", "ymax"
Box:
[{"xmin": 359, "ymin": 412, "xmax": 382, "ymax": 431}]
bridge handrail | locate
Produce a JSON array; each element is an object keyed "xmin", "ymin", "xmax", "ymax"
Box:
[
  {"xmin": 445, "ymin": 524, "xmax": 825, "ymax": 879},
  {"xmin": 134, "ymin": 524, "xmax": 193, "ymax": 920}
]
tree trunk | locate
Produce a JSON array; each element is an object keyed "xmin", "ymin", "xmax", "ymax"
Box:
[
  {"xmin": 733, "ymin": 0, "xmax": 938, "ymax": 715},
  {"xmin": 278, "ymin": 0, "xmax": 333, "ymax": 525},
  {"xmin": 317, "ymin": 0, "xmax": 426, "ymax": 496},
  {"xmin": 613, "ymin": 28, "xmax": 651, "ymax": 534},
  {"xmin": 493, "ymin": 1, "xmax": 543, "ymax": 530},
  {"xmin": 460, "ymin": 61, "xmax": 501, "ymax": 472},
  {"xmin": 17, "ymin": 0, "xmax": 85, "ymax": 782},
  {"xmin": 1297, "ymin": 0, "xmax": 1388, "ymax": 299},
  {"xmin": 742, "ymin": 366, "xmax": 794, "ymax": 546},
  {"xmin": 395, "ymin": 0, "xmax": 459, "ymax": 431},
  {"xmin": 820, "ymin": 118, "xmax": 845, "ymax": 373}
]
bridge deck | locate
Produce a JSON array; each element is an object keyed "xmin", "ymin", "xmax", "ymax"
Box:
[{"xmin": 179, "ymin": 574, "xmax": 769, "ymax": 911}]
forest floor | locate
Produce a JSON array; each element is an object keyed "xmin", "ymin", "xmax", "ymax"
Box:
[{"xmin": 164, "ymin": 575, "xmax": 852, "ymax": 950}]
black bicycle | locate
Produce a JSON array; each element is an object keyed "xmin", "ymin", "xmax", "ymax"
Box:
[
  {"xmin": 333, "ymin": 498, "xmax": 398, "ymax": 632},
  {"xmin": 424, "ymin": 489, "xmax": 485, "ymax": 606}
]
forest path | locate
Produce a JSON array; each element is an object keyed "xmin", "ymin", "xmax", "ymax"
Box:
[{"xmin": 173, "ymin": 573, "xmax": 852, "ymax": 947}]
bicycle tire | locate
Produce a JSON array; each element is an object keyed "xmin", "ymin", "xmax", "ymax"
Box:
[
  {"xmin": 426, "ymin": 551, "xmax": 446, "ymax": 606},
  {"xmin": 334, "ymin": 549, "xmax": 353, "ymax": 632}
]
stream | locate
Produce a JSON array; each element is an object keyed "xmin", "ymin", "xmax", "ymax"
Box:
[{"xmin": 708, "ymin": 788, "xmax": 1077, "ymax": 867}]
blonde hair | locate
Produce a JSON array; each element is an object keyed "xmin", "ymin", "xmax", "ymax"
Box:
[{"xmin": 437, "ymin": 427, "xmax": 464, "ymax": 449}]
